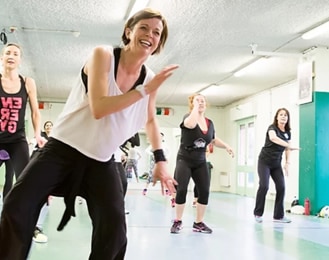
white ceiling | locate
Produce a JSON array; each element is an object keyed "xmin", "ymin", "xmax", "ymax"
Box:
[{"xmin": 1, "ymin": 0, "xmax": 329, "ymax": 107}]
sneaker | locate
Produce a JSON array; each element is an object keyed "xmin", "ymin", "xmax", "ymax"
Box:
[
  {"xmin": 170, "ymin": 220, "xmax": 182, "ymax": 234},
  {"xmin": 142, "ymin": 189, "xmax": 147, "ymax": 195},
  {"xmin": 193, "ymin": 222, "xmax": 212, "ymax": 233},
  {"xmin": 254, "ymin": 215, "xmax": 263, "ymax": 223},
  {"xmin": 273, "ymin": 217, "xmax": 291, "ymax": 223},
  {"xmin": 33, "ymin": 227, "xmax": 48, "ymax": 243},
  {"xmin": 171, "ymin": 198, "xmax": 175, "ymax": 208}
]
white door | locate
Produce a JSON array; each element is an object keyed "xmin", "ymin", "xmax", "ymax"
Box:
[{"xmin": 236, "ymin": 118, "xmax": 256, "ymax": 197}]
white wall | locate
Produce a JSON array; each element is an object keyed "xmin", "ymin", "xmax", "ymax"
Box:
[
  {"xmin": 220, "ymin": 80, "xmax": 300, "ymax": 202},
  {"xmin": 20, "ymin": 82, "xmax": 301, "ymax": 203}
]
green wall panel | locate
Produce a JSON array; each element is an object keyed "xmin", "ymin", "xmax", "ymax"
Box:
[
  {"xmin": 299, "ymin": 99, "xmax": 316, "ymax": 212},
  {"xmin": 299, "ymin": 92, "xmax": 329, "ymax": 214},
  {"xmin": 314, "ymin": 92, "xmax": 329, "ymax": 210}
]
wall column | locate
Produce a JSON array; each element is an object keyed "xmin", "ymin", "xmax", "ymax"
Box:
[{"xmin": 299, "ymin": 47, "xmax": 329, "ymax": 215}]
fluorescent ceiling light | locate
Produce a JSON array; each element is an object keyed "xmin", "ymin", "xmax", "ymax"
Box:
[
  {"xmin": 127, "ymin": 0, "xmax": 149, "ymax": 19},
  {"xmin": 234, "ymin": 58, "xmax": 266, "ymax": 77},
  {"xmin": 200, "ymin": 84, "xmax": 220, "ymax": 96},
  {"xmin": 302, "ymin": 20, "xmax": 329, "ymax": 40},
  {"xmin": 21, "ymin": 27, "xmax": 80, "ymax": 37}
]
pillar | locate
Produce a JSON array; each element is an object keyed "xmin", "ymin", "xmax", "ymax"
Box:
[{"xmin": 299, "ymin": 47, "xmax": 329, "ymax": 215}]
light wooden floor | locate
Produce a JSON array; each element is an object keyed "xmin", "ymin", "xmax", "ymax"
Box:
[{"xmin": 1, "ymin": 182, "xmax": 329, "ymax": 260}]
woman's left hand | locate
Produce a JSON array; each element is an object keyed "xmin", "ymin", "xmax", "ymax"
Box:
[
  {"xmin": 36, "ymin": 136, "xmax": 48, "ymax": 148},
  {"xmin": 226, "ymin": 146, "xmax": 234, "ymax": 158},
  {"xmin": 152, "ymin": 161, "xmax": 177, "ymax": 195},
  {"xmin": 284, "ymin": 163, "xmax": 289, "ymax": 176}
]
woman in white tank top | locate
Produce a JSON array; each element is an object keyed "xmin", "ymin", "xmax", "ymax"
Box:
[{"xmin": 0, "ymin": 8, "xmax": 178, "ymax": 260}]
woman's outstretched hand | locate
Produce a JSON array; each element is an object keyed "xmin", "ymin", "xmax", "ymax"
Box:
[
  {"xmin": 152, "ymin": 161, "xmax": 177, "ymax": 195},
  {"xmin": 144, "ymin": 64, "xmax": 179, "ymax": 95}
]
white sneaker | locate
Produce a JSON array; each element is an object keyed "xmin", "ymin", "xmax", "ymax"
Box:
[
  {"xmin": 273, "ymin": 217, "xmax": 291, "ymax": 223},
  {"xmin": 33, "ymin": 227, "xmax": 48, "ymax": 243},
  {"xmin": 254, "ymin": 215, "xmax": 263, "ymax": 223}
]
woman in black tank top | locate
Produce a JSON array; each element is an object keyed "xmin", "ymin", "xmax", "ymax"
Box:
[
  {"xmin": 0, "ymin": 43, "xmax": 46, "ymax": 196},
  {"xmin": 170, "ymin": 93, "xmax": 234, "ymax": 234}
]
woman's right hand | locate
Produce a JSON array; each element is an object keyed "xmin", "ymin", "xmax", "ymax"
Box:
[{"xmin": 145, "ymin": 64, "xmax": 179, "ymax": 95}]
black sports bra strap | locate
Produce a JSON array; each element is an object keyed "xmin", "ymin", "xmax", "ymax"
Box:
[{"xmin": 113, "ymin": 47, "xmax": 121, "ymax": 81}]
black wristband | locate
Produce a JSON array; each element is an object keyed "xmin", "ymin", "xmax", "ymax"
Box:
[{"xmin": 153, "ymin": 149, "xmax": 166, "ymax": 163}]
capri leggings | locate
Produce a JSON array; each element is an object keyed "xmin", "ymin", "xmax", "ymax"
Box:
[{"xmin": 174, "ymin": 157, "xmax": 210, "ymax": 205}]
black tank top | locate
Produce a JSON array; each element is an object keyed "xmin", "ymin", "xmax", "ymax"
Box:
[{"xmin": 0, "ymin": 74, "xmax": 28, "ymax": 143}]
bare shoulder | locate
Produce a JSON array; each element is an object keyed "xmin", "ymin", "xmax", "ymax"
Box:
[
  {"xmin": 85, "ymin": 45, "xmax": 113, "ymax": 74},
  {"xmin": 93, "ymin": 45, "xmax": 112, "ymax": 59},
  {"xmin": 24, "ymin": 76, "xmax": 36, "ymax": 93}
]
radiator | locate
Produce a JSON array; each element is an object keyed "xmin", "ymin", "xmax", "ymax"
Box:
[{"xmin": 219, "ymin": 172, "xmax": 230, "ymax": 187}]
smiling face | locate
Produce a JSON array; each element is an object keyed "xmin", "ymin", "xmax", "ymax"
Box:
[
  {"xmin": 121, "ymin": 8, "xmax": 168, "ymax": 55},
  {"xmin": 125, "ymin": 18, "xmax": 163, "ymax": 56},
  {"xmin": 44, "ymin": 121, "xmax": 53, "ymax": 135},
  {"xmin": 1, "ymin": 44, "xmax": 22, "ymax": 70}
]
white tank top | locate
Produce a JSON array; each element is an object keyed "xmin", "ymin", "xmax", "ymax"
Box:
[{"xmin": 51, "ymin": 46, "xmax": 154, "ymax": 162}]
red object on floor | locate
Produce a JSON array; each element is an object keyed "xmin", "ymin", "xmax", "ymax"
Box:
[{"xmin": 304, "ymin": 198, "xmax": 310, "ymax": 215}]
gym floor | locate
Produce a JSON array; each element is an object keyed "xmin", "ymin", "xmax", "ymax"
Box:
[{"xmin": 2, "ymin": 184, "xmax": 329, "ymax": 260}]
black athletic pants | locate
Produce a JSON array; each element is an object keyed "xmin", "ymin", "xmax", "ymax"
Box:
[
  {"xmin": 0, "ymin": 138, "xmax": 127, "ymax": 260},
  {"xmin": 253, "ymin": 158, "xmax": 285, "ymax": 219}
]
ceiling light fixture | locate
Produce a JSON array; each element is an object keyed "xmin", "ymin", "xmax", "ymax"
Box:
[
  {"xmin": 126, "ymin": 0, "xmax": 149, "ymax": 20},
  {"xmin": 21, "ymin": 27, "xmax": 80, "ymax": 37},
  {"xmin": 250, "ymin": 43, "xmax": 302, "ymax": 58},
  {"xmin": 233, "ymin": 58, "xmax": 266, "ymax": 77},
  {"xmin": 302, "ymin": 20, "xmax": 329, "ymax": 40}
]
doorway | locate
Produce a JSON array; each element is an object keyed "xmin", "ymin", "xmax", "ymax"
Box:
[{"xmin": 236, "ymin": 117, "xmax": 256, "ymax": 197}]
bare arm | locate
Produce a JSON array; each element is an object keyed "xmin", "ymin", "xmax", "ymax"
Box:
[
  {"xmin": 145, "ymin": 92, "xmax": 177, "ymax": 195},
  {"xmin": 212, "ymin": 137, "xmax": 234, "ymax": 157},
  {"xmin": 86, "ymin": 47, "xmax": 143, "ymax": 119},
  {"xmin": 85, "ymin": 46, "xmax": 179, "ymax": 119},
  {"xmin": 268, "ymin": 130, "xmax": 300, "ymax": 150},
  {"xmin": 283, "ymin": 147, "xmax": 291, "ymax": 176},
  {"xmin": 145, "ymin": 92, "xmax": 162, "ymax": 150},
  {"xmin": 183, "ymin": 98, "xmax": 199, "ymax": 129},
  {"xmin": 26, "ymin": 77, "xmax": 46, "ymax": 148}
]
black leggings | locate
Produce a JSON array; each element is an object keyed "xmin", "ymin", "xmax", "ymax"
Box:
[
  {"xmin": 174, "ymin": 158, "xmax": 210, "ymax": 205},
  {"xmin": 0, "ymin": 141, "xmax": 29, "ymax": 201},
  {"xmin": 0, "ymin": 138, "xmax": 127, "ymax": 260},
  {"xmin": 194, "ymin": 161, "xmax": 212, "ymax": 198}
]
